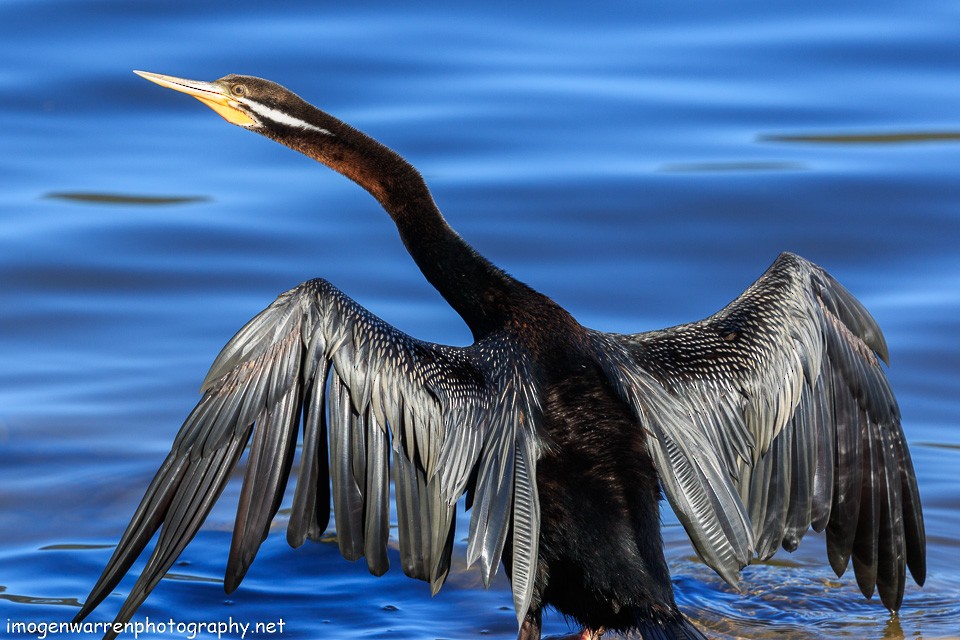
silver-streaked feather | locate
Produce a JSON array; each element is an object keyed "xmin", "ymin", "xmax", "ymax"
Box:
[
  {"xmin": 598, "ymin": 252, "xmax": 924, "ymax": 610},
  {"xmin": 75, "ymin": 278, "xmax": 542, "ymax": 637}
]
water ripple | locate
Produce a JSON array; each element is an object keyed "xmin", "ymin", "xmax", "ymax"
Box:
[{"xmin": 2, "ymin": 0, "xmax": 959, "ymax": 638}]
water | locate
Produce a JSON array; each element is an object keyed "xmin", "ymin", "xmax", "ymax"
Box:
[{"xmin": 2, "ymin": 1, "xmax": 959, "ymax": 638}]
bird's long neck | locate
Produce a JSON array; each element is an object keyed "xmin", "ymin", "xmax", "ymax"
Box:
[{"xmin": 263, "ymin": 109, "xmax": 525, "ymax": 339}]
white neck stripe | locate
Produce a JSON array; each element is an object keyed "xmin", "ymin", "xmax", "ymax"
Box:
[{"xmin": 246, "ymin": 101, "xmax": 332, "ymax": 135}]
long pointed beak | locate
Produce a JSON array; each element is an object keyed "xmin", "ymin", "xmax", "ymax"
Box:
[{"xmin": 134, "ymin": 70, "xmax": 257, "ymax": 127}]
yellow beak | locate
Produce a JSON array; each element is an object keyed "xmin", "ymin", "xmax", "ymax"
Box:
[{"xmin": 133, "ymin": 70, "xmax": 257, "ymax": 127}]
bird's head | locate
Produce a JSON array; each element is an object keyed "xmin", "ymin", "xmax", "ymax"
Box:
[
  {"xmin": 134, "ymin": 70, "xmax": 333, "ymax": 137},
  {"xmin": 133, "ymin": 70, "xmax": 431, "ymax": 217}
]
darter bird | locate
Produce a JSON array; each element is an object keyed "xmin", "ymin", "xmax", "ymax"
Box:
[{"xmin": 75, "ymin": 71, "xmax": 926, "ymax": 640}]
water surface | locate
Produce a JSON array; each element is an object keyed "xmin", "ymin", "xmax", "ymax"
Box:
[{"xmin": 2, "ymin": 1, "xmax": 959, "ymax": 638}]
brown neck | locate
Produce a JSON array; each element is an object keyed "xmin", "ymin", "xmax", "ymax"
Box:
[{"xmin": 260, "ymin": 108, "xmax": 528, "ymax": 339}]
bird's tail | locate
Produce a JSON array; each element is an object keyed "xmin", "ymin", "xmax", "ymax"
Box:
[{"xmin": 630, "ymin": 614, "xmax": 709, "ymax": 640}]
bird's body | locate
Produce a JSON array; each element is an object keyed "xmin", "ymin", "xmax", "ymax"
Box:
[
  {"xmin": 76, "ymin": 72, "xmax": 925, "ymax": 640},
  {"xmin": 530, "ymin": 363, "xmax": 674, "ymax": 636}
]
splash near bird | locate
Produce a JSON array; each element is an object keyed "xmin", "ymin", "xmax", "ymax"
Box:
[{"xmin": 75, "ymin": 71, "xmax": 926, "ymax": 639}]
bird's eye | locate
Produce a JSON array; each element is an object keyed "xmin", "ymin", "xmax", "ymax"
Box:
[{"xmin": 232, "ymin": 84, "xmax": 246, "ymax": 97}]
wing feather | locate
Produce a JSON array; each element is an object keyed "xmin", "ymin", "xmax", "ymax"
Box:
[
  {"xmin": 286, "ymin": 358, "xmax": 331, "ymax": 547},
  {"xmin": 77, "ymin": 278, "xmax": 543, "ymax": 635},
  {"xmin": 510, "ymin": 430, "xmax": 541, "ymax": 624},
  {"xmin": 329, "ymin": 371, "xmax": 365, "ymax": 562},
  {"xmin": 394, "ymin": 440, "xmax": 429, "ymax": 580},
  {"xmin": 600, "ymin": 252, "xmax": 924, "ymax": 610},
  {"xmin": 467, "ymin": 429, "xmax": 516, "ymax": 586},
  {"xmin": 225, "ymin": 383, "xmax": 301, "ymax": 591}
]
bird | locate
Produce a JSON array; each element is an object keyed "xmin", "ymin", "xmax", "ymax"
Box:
[{"xmin": 75, "ymin": 71, "xmax": 926, "ymax": 640}]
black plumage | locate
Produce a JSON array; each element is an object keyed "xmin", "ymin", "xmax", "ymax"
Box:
[{"xmin": 74, "ymin": 72, "xmax": 925, "ymax": 640}]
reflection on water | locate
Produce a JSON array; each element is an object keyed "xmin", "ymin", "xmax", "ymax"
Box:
[
  {"xmin": 761, "ymin": 131, "xmax": 960, "ymax": 144},
  {"xmin": 44, "ymin": 192, "xmax": 209, "ymax": 205},
  {"xmin": 2, "ymin": 0, "xmax": 960, "ymax": 638},
  {"xmin": 38, "ymin": 544, "xmax": 115, "ymax": 551},
  {"xmin": 659, "ymin": 161, "xmax": 806, "ymax": 172},
  {"xmin": 0, "ymin": 586, "xmax": 83, "ymax": 608}
]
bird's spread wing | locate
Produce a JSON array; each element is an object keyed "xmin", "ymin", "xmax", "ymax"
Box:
[
  {"xmin": 593, "ymin": 252, "xmax": 925, "ymax": 610},
  {"xmin": 75, "ymin": 278, "xmax": 543, "ymax": 634}
]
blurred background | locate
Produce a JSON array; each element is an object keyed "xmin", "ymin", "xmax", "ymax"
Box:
[{"xmin": 1, "ymin": 1, "xmax": 958, "ymax": 638}]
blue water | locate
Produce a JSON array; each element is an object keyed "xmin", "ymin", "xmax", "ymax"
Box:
[{"xmin": 2, "ymin": 1, "xmax": 959, "ymax": 638}]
